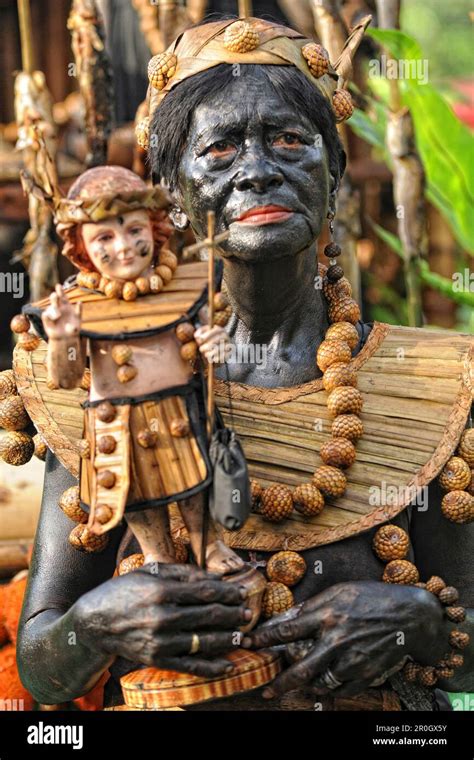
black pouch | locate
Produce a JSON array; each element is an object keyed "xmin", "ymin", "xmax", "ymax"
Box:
[{"xmin": 209, "ymin": 409, "xmax": 251, "ymax": 531}]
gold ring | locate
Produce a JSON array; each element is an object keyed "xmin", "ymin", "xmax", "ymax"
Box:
[{"xmin": 189, "ymin": 633, "xmax": 200, "ymax": 654}]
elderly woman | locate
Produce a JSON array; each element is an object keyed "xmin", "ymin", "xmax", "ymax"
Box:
[{"xmin": 17, "ymin": 17, "xmax": 473, "ymax": 711}]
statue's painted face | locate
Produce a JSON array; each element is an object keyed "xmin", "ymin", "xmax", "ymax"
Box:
[
  {"xmin": 177, "ymin": 75, "xmax": 331, "ymax": 261},
  {"xmin": 81, "ymin": 209, "xmax": 154, "ymax": 280}
]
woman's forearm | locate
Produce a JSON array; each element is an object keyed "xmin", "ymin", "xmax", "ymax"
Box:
[{"xmin": 17, "ymin": 605, "xmax": 114, "ymax": 704}]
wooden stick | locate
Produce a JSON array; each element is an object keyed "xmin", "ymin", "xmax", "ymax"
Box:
[{"xmin": 17, "ymin": 0, "xmax": 34, "ymax": 73}]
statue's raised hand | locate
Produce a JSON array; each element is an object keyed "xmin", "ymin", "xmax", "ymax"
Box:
[
  {"xmin": 244, "ymin": 581, "xmax": 446, "ymax": 698},
  {"xmin": 43, "ymin": 284, "xmax": 82, "ymax": 340},
  {"xmin": 73, "ymin": 563, "xmax": 252, "ymax": 678}
]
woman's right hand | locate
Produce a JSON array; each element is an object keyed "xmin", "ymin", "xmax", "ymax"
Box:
[
  {"xmin": 42, "ymin": 284, "xmax": 81, "ymax": 341},
  {"xmin": 73, "ymin": 563, "xmax": 252, "ymax": 678}
]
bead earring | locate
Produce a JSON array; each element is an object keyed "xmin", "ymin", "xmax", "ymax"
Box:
[{"xmin": 169, "ymin": 205, "xmax": 190, "ymax": 231}]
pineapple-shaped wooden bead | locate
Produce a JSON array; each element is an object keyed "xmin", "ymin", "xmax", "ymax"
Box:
[
  {"xmin": 111, "ymin": 345, "xmax": 133, "ymax": 366},
  {"xmin": 438, "ymin": 586, "xmax": 459, "ymax": 605},
  {"xmin": 449, "ymin": 631, "xmax": 470, "ymax": 650},
  {"xmin": 261, "ymin": 582, "xmax": 294, "ymax": 618},
  {"xmin": 0, "ymin": 395, "xmax": 29, "ymax": 431},
  {"xmin": 158, "ymin": 250, "xmax": 178, "ymax": 272},
  {"xmin": 148, "ymin": 52, "xmax": 178, "ymax": 90},
  {"xmin": 425, "ymin": 576, "xmax": 446, "ymax": 596},
  {"xmin": 323, "ymin": 277, "xmax": 352, "ymax": 303},
  {"xmin": 326, "ymin": 264, "xmax": 344, "ymax": 282},
  {"xmin": 105, "ymin": 280, "xmax": 123, "ymax": 299},
  {"xmin": 325, "ymin": 321, "xmax": 359, "ymax": 350},
  {"xmin": 77, "ymin": 271, "xmax": 101, "ymax": 289},
  {"xmin": 312, "ymin": 465, "xmax": 347, "ymax": 498},
  {"xmin": 328, "ymin": 297, "xmax": 361, "ymax": 325},
  {"xmin": 223, "ymin": 20, "xmax": 259, "ymax": 52},
  {"xmin": 260, "ymin": 484, "xmax": 294, "ymax": 523},
  {"xmin": 301, "ymin": 42, "xmax": 329, "ymax": 78},
  {"xmin": 417, "ymin": 666, "xmax": 438, "ymax": 687},
  {"xmin": 436, "ymin": 666, "xmax": 455, "ymax": 680},
  {"xmin": 69, "ymin": 524, "xmax": 109, "ymax": 553},
  {"xmin": 438, "ymin": 457, "xmax": 471, "ymax": 491},
  {"xmin": 59, "ymin": 485, "xmax": 87, "ymax": 523},
  {"xmin": 320, "ymin": 437, "xmax": 356, "ymax": 469},
  {"xmin": 447, "ymin": 653, "xmax": 464, "ymax": 668},
  {"xmin": 327, "ymin": 386, "xmax": 363, "ymax": 417},
  {"xmin": 214, "ymin": 306, "xmax": 232, "ymax": 327},
  {"xmin": 155, "ymin": 265, "xmax": 173, "ymax": 285},
  {"xmin": 446, "ymin": 606, "xmax": 466, "ymax": 623},
  {"xmin": 373, "ymin": 524, "xmax": 409, "ymax": 562},
  {"xmin": 382, "ymin": 559, "xmax": 419, "ymax": 585},
  {"xmin": 331, "ymin": 414, "xmax": 363, "ymax": 441},
  {"xmin": 117, "ymin": 365, "xmax": 138, "ymax": 384},
  {"xmin": 402, "ymin": 661, "xmax": 421, "ymax": 683},
  {"xmin": 176, "ymin": 322, "xmax": 195, "ymax": 344},
  {"xmin": 135, "ymin": 117, "xmax": 150, "ymax": 150},
  {"xmin": 119, "ymin": 553, "xmax": 145, "ymax": 575},
  {"xmin": 441, "ymin": 490, "xmax": 474, "ymax": 524},
  {"xmin": 18, "ymin": 332, "xmax": 40, "ymax": 351},
  {"xmin": 293, "ymin": 483, "xmax": 325, "ymax": 517},
  {"xmin": 332, "ymin": 89, "xmax": 354, "ymax": 122},
  {"xmin": 122, "ymin": 282, "xmax": 138, "ymax": 302},
  {"xmin": 180, "ymin": 341, "xmax": 198, "ymax": 362},
  {"xmin": 0, "ymin": 370, "xmax": 18, "ymax": 398},
  {"xmin": 457, "ymin": 429, "xmax": 474, "ymax": 467},
  {"xmin": 135, "ymin": 276, "xmax": 151, "ymax": 295},
  {"xmin": 33, "ymin": 434, "xmax": 48, "ymax": 461},
  {"xmin": 322, "ymin": 362, "xmax": 357, "ymax": 392},
  {"xmin": 316, "ymin": 339, "xmax": 351, "ymax": 372},
  {"xmin": 214, "ymin": 292, "xmax": 229, "ymax": 311},
  {"xmin": 0, "ymin": 431, "xmax": 34, "ymax": 465},
  {"xmin": 266, "ymin": 551, "xmax": 306, "ymax": 587}
]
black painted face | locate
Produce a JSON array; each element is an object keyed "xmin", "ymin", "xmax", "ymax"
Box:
[{"xmin": 177, "ymin": 74, "xmax": 331, "ymax": 262}]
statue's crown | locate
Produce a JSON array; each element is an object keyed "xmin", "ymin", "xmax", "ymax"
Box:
[{"xmin": 136, "ymin": 15, "xmax": 371, "ymax": 150}]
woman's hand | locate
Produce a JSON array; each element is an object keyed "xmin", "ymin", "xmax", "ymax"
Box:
[
  {"xmin": 194, "ymin": 324, "xmax": 231, "ymax": 364},
  {"xmin": 244, "ymin": 581, "xmax": 446, "ymax": 698},
  {"xmin": 43, "ymin": 284, "xmax": 81, "ymax": 341},
  {"xmin": 73, "ymin": 562, "xmax": 251, "ymax": 678}
]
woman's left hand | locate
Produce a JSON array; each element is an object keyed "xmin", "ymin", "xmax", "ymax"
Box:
[
  {"xmin": 243, "ymin": 581, "xmax": 446, "ymax": 698},
  {"xmin": 194, "ymin": 325, "xmax": 230, "ymax": 364}
]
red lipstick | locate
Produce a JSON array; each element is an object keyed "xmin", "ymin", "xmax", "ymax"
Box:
[{"xmin": 235, "ymin": 205, "xmax": 294, "ymax": 225}]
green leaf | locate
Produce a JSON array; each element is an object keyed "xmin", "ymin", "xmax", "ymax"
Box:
[
  {"xmin": 348, "ymin": 108, "xmax": 386, "ymax": 152},
  {"xmin": 369, "ymin": 220, "xmax": 404, "ymax": 258},
  {"xmin": 367, "ymin": 28, "xmax": 423, "ymax": 61}
]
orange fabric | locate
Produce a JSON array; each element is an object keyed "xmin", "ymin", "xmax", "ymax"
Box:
[
  {"xmin": 0, "ymin": 586, "xmax": 9, "ymax": 646},
  {"xmin": 74, "ymin": 670, "xmax": 110, "ymax": 711},
  {"xmin": 0, "ymin": 643, "xmax": 34, "ymax": 709},
  {"xmin": 3, "ymin": 576, "xmax": 27, "ymax": 645}
]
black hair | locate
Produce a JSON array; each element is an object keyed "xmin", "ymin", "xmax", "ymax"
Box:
[{"xmin": 149, "ymin": 62, "xmax": 346, "ymax": 191}]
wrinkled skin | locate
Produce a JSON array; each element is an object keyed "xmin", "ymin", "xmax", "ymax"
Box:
[{"xmin": 17, "ymin": 73, "xmax": 474, "ymax": 706}]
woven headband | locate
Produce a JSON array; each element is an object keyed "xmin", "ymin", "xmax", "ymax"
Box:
[{"xmin": 136, "ymin": 16, "xmax": 371, "ymax": 150}]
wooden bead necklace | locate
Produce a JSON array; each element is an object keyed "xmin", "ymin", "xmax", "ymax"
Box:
[{"xmin": 76, "ymin": 249, "xmax": 179, "ymax": 302}]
